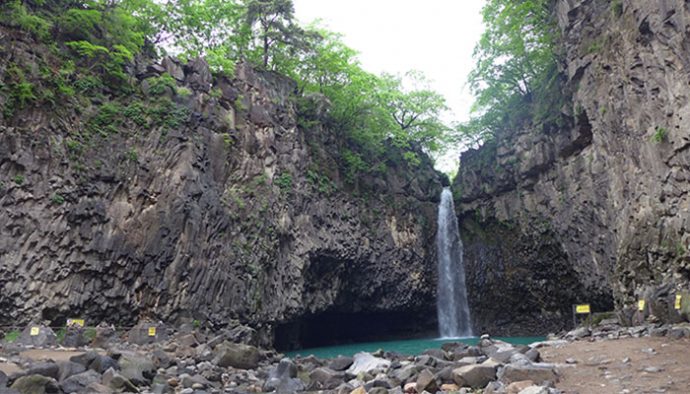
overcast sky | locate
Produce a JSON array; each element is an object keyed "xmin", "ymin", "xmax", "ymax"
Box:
[{"xmin": 292, "ymin": 0, "xmax": 486, "ymax": 174}]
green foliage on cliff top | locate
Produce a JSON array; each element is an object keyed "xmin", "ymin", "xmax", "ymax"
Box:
[
  {"xmin": 460, "ymin": 0, "xmax": 563, "ymax": 145},
  {"xmin": 0, "ymin": 0, "xmax": 452, "ymax": 181}
]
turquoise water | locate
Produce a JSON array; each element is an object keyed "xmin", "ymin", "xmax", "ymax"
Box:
[{"xmin": 286, "ymin": 336, "xmax": 545, "ymax": 359}]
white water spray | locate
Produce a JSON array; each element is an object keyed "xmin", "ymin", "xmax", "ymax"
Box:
[{"xmin": 436, "ymin": 187, "xmax": 473, "ymax": 338}]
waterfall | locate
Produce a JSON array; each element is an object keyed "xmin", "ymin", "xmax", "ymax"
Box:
[{"xmin": 436, "ymin": 187, "xmax": 473, "ymax": 338}]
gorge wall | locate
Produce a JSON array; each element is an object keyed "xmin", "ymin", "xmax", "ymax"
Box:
[
  {"xmin": 455, "ymin": 0, "xmax": 690, "ymax": 335},
  {"xmin": 0, "ymin": 26, "xmax": 444, "ymax": 348}
]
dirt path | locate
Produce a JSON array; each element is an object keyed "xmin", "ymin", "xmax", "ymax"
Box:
[
  {"xmin": 541, "ymin": 337, "xmax": 690, "ymax": 394},
  {"xmin": 0, "ymin": 349, "xmax": 91, "ymax": 375}
]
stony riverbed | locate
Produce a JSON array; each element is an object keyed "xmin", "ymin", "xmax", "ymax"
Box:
[{"xmin": 1, "ymin": 319, "xmax": 690, "ymax": 394}]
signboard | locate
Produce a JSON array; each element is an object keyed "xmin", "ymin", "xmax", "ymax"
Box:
[
  {"xmin": 638, "ymin": 299, "xmax": 646, "ymax": 311},
  {"xmin": 575, "ymin": 304, "xmax": 591, "ymax": 314},
  {"xmin": 675, "ymin": 294, "xmax": 682, "ymax": 310},
  {"xmin": 30, "ymin": 327, "xmax": 40, "ymax": 336},
  {"xmin": 148, "ymin": 327, "xmax": 156, "ymax": 337},
  {"xmin": 67, "ymin": 318, "xmax": 85, "ymax": 327}
]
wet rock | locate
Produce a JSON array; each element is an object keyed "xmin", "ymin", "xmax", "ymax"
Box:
[
  {"xmin": 452, "ymin": 364, "xmax": 497, "ymax": 388},
  {"xmin": 347, "ymin": 353, "xmax": 391, "ymax": 375},
  {"xmin": 25, "ymin": 363, "xmax": 58, "ymax": 380},
  {"xmin": 60, "ymin": 370, "xmax": 101, "ymax": 393},
  {"xmin": 213, "ymin": 342, "xmax": 260, "ymax": 369},
  {"xmin": 10, "ymin": 374, "xmax": 59, "ymax": 394}
]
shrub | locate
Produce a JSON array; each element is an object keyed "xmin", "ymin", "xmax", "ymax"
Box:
[
  {"xmin": 275, "ymin": 172, "xmax": 293, "ymax": 192},
  {"xmin": 13, "ymin": 175, "xmax": 24, "ymax": 185},
  {"xmin": 147, "ymin": 73, "xmax": 177, "ymax": 96},
  {"xmin": 50, "ymin": 193, "xmax": 65, "ymax": 204},
  {"xmin": 652, "ymin": 126, "xmax": 667, "ymax": 143}
]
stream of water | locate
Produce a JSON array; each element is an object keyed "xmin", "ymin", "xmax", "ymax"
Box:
[{"xmin": 436, "ymin": 187, "xmax": 473, "ymax": 338}]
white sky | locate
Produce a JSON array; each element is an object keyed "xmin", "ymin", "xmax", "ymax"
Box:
[{"xmin": 293, "ymin": 0, "xmax": 486, "ymax": 174}]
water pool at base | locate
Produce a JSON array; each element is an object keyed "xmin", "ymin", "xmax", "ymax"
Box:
[{"xmin": 285, "ymin": 336, "xmax": 545, "ymax": 359}]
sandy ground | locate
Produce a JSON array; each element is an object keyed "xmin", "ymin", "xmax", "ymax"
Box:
[
  {"xmin": 541, "ymin": 337, "xmax": 690, "ymax": 394},
  {"xmin": 0, "ymin": 349, "xmax": 88, "ymax": 375}
]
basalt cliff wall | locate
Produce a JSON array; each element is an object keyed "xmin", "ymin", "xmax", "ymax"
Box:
[
  {"xmin": 0, "ymin": 26, "xmax": 444, "ymax": 349},
  {"xmin": 455, "ymin": 0, "xmax": 690, "ymax": 335}
]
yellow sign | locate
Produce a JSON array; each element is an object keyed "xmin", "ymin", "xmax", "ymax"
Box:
[
  {"xmin": 148, "ymin": 327, "xmax": 156, "ymax": 337},
  {"xmin": 30, "ymin": 327, "xmax": 40, "ymax": 336},
  {"xmin": 67, "ymin": 319, "xmax": 85, "ymax": 327},
  {"xmin": 638, "ymin": 299, "xmax": 646, "ymax": 311},
  {"xmin": 575, "ymin": 304, "xmax": 591, "ymax": 314},
  {"xmin": 675, "ymin": 294, "xmax": 682, "ymax": 310}
]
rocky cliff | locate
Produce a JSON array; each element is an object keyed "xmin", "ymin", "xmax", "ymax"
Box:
[
  {"xmin": 455, "ymin": 0, "xmax": 690, "ymax": 335},
  {"xmin": 0, "ymin": 26, "xmax": 444, "ymax": 348}
]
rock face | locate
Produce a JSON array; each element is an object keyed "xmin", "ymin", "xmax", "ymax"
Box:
[
  {"xmin": 0, "ymin": 25, "xmax": 443, "ymax": 348},
  {"xmin": 455, "ymin": 0, "xmax": 690, "ymax": 333}
]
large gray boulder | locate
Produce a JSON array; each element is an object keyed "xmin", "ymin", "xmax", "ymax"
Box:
[
  {"xmin": 328, "ymin": 356, "xmax": 354, "ymax": 371},
  {"xmin": 498, "ymin": 364, "xmax": 559, "ymax": 385},
  {"xmin": 10, "ymin": 374, "xmax": 59, "ymax": 394},
  {"xmin": 16, "ymin": 325, "xmax": 56, "ymax": 348},
  {"xmin": 452, "ymin": 363, "xmax": 497, "ymax": 388},
  {"xmin": 60, "ymin": 370, "xmax": 101, "ymax": 393},
  {"xmin": 118, "ymin": 352, "xmax": 155, "ymax": 386},
  {"xmin": 308, "ymin": 367, "xmax": 344, "ymax": 390},
  {"xmin": 127, "ymin": 322, "xmax": 167, "ymax": 345},
  {"xmin": 212, "ymin": 342, "xmax": 260, "ymax": 369}
]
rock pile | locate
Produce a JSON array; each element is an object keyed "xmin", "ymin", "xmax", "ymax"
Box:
[{"xmin": 0, "ymin": 325, "xmax": 565, "ymax": 394}]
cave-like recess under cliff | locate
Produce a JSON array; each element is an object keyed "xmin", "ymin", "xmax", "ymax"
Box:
[{"xmin": 0, "ymin": 22, "xmax": 445, "ymax": 348}]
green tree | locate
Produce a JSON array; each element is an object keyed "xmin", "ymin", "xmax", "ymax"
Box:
[
  {"xmin": 463, "ymin": 0, "xmax": 559, "ymax": 143},
  {"xmin": 244, "ymin": 0, "xmax": 311, "ymax": 68}
]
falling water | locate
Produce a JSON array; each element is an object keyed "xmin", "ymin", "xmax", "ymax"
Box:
[{"xmin": 436, "ymin": 187, "xmax": 473, "ymax": 338}]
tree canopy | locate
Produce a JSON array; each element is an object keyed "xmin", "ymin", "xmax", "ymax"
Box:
[{"xmin": 460, "ymin": 0, "xmax": 561, "ymax": 145}]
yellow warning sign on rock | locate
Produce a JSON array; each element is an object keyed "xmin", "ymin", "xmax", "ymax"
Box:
[
  {"xmin": 30, "ymin": 327, "xmax": 40, "ymax": 336},
  {"xmin": 148, "ymin": 327, "xmax": 156, "ymax": 337},
  {"xmin": 575, "ymin": 304, "xmax": 591, "ymax": 314},
  {"xmin": 67, "ymin": 318, "xmax": 85, "ymax": 327},
  {"xmin": 675, "ymin": 294, "xmax": 682, "ymax": 310},
  {"xmin": 638, "ymin": 299, "xmax": 646, "ymax": 311}
]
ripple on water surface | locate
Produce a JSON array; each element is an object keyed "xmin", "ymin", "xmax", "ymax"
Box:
[{"xmin": 285, "ymin": 336, "xmax": 545, "ymax": 359}]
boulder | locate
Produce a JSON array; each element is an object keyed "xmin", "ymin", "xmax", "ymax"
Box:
[
  {"xmin": 422, "ymin": 348, "xmax": 447, "ymax": 360},
  {"xmin": 91, "ymin": 324, "xmax": 117, "ymax": 348},
  {"xmin": 60, "ymin": 370, "xmax": 101, "ymax": 393},
  {"xmin": 25, "ymin": 363, "xmax": 59, "ymax": 380},
  {"xmin": 565, "ymin": 326, "xmax": 591, "ymax": 340},
  {"xmin": 309, "ymin": 367, "xmax": 344, "ymax": 390},
  {"xmin": 10, "ymin": 374, "xmax": 59, "ymax": 394},
  {"xmin": 346, "ymin": 352, "xmax": 391, "ymax": 375},
  {"xmin": 118, "ymin": 352, "xmax": 155, "ymax": 386},
  {"xmin": 61, "ymin": 325, "xmax": 88, "ymax": 348},
  {"xmin": 16, "ymin": 325, "xmax": 56, "ymax": 348},
  {"xmin": 415, "ymin": 368, "xmax": 438, "ymax": 393},
  {"xmin": 263, "ymin": 358, "xmax": 298, "ymax": 392},
  {"xmin": 518, "ymin": 386, "xmax": 549, "ymax": 394},
  {"xmin": 58, "ymin": 361, "xmax": 86, "ymax": 382},
  {"xmin": 329, "ymin": 356, "xmax": 354, "ymax": 371},
  {"xmin": 127, "ymin": 322, "xmax": 167, "ymax": 345},
  {"xmin": 212, "ymin": 342, "xmax": 260, "ymax": 369},
  {"xmin": 498, "ymin": 364, "xmax": 558, "ymax": 385},
  {"xmin": 507, "ymin": 380, "xmax": 535, "ymax": 394},
  {"xmin": 102, "ymin": 367, "xmax": 139, "ymax": 392},
  {"xmin": 0, "ymin": 371, "xmax": 7, "ymax": 388},
  {"xmin": 452, "ymin": 364, "xmax": 497, "ymax": 388}
]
